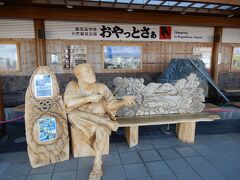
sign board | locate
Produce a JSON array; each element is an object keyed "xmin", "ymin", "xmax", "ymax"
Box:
[
  {"xmin": 34, "ymin": 74, "xmax": 53, "ymax": 98},
  {"xmin": 222, "ymin": 28, "xmax": 240, "ymax": 43},
  {"xmin": 38, "ymin": 117, "xmax": 57, "ymax": 142},
  {"xmin": 45, "ymin": 21, "xmax": 214, "ymax": 42},
  {"xmin": 193, "ymin": 47, "xmax": 212, "ymax": 68}
]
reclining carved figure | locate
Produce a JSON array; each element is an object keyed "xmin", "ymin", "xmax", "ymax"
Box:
[{"xmin": 114, "ymin": 73, "xmax": 205, "ymax": 117}]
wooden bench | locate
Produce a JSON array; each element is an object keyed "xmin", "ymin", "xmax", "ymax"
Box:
[
  {"xmin": 117, "ymin": 112, "xmax": 220, "ymax": 148},
  {"xmin": 12, "ymin": 104, "xmax": 220, "ymax": 150}
]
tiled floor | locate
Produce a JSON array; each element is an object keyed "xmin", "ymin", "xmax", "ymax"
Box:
[{"xmin": 1, "ymin": 133, "xmax": 240, "ymax": 180}]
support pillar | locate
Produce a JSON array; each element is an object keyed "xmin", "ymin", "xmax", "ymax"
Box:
[
  {"xmin": 34, "ymin": 19, "xmax": 47, "ymax": 66},
  {"xmin": 124, "ymin": 126, "xmax": 139, "ymax": 148},
  {"xmin": 211, "ymin": 27, "xmax": 223, "ymax": 84},
  {"xmin": 176, "ymin": 122, "xmax": 196, "ymax": 143},
  {"xmin": 0, "ymin": 78, "xmax": 6, "ymax": 138}
]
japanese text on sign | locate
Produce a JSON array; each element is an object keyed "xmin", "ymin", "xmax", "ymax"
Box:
[{"xmin": 99, "ymin": 25, "xmax": 157, "ymax": 39}]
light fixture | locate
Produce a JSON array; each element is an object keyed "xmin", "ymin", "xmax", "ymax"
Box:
[
  {"xmin": 0, "ymin": 1, "xmax": 5, "ymax": 5},
  {"xmin": 66, "ymin": 5, "xmax": 73, "ymax": 9},
  {"xmin": 227, "ymin": 14, "xmax": 234, "ymax": 18},
  {"xmin": 127, "ymin": 8, "xmax": 134, "ymax": 12}
]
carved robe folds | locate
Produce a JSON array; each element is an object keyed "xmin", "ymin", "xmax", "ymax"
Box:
[
  {"xmin": 25, "ymin": 66, "xmax": 69, "ymax": 168},
  {"xmin": 114, "ymin": 73, "xmax": 205, "ymax": 117}
]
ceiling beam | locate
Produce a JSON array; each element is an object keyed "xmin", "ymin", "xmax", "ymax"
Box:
[
  {"xmin": 113, "ymin": 0, "xmax": 117, "ymax": 7},
  {"xmin": 0, "ymin": 6, "xmax": 239, "ymax": 27},
  {"xmin": 212, "ymin": 4, "xmax": 221, "ymax": 9},
  {"xmin": 169, "ymin": 2, "xmax": 181, "ymax": 10},
  {"xmin": 142, "ymin": 0, "xmax": 151, "ymax": 8},
  {"xmin": 83, "ymin": 2, "xmax": 240, "ymax": 15},
  {"xmin": 182, "ymin": 2, "xmax": 194, "ymax": 11},
  {"xmin": 128, "ymin": 0, "xmax": 134, "ymax": 8},
  {"xmin": 196, "ymin": 3, "xmax": 209, "ymax": 12},
  {"xmin": 156, "ymin": 1, "xmax": 166, "ymax": 9},
  {"xmin": 173, "ymin": 0, "xmax": 240, "ymax": 6}
]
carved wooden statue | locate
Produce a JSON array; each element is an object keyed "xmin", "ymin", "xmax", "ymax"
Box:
[
  {"xmin": 25, "ymin": 66, "xmax": 69, "ymax": 168},
  {"xmin": 64, "ymin": 64, "xmax": 135, "ymax": 180},
  {"xmin": 114, "ymin": 73, "xmax": 205, "ymax": 116}
]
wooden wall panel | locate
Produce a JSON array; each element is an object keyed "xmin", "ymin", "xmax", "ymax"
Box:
[
  {"xmin": 219, "ymin": 43, "xmax": 240, "ymax": 72},
  {"xmin": 0, "ymin": 39, "xmax": 36, "ymax": 76},
  {"xmin": 45, "ymin": 40, "xmax": 212, "ymax": 74},
  {"xmin": 44, "ymin": 40, "xmax": 240, "ymax": 74},
  {"xmin": 1, "ymin": 39, "xmax": 236, "ymax": 76},
  {"xmin": 0, "ymin": 7, "xmax": 240, "ymax": 28}
]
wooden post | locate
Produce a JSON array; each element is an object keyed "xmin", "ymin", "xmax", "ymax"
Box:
[
  {"xmin": 211, "ymin": 27, "xmax": 223, "ymax": 84},
  {"xmin": 34, "ymin": 19, "xmax": 47, "ymax": 66},
  {"xmin": 124, "ymin": 126, "xmax": 139, "ymax": 148},
  {"xmin": 176, "ymin": 122, "xmax": 196, "ymax": 143},
  {"xmin": 0, "ymin": 78, "xmax": 6, "ymax": 138}
]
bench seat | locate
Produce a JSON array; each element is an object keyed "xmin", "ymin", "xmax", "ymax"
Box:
[{"xmin": 117, "ymin": 112, "xmax": 220, "ymax": 147}]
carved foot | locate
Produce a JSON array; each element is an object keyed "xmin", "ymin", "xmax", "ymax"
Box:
[{"xmin": 89, "ymin": 168, "xmax": 103, "ymax": 180}]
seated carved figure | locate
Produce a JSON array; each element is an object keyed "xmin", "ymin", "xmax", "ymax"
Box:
[{"xmin": 64, "ymin": 64, "xmax": 135, "ymax": 180}]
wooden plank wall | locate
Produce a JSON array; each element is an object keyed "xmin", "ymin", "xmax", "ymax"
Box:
[
  {"xmin": 220, "ymin": 43, "xmax": 240, "ymax": 72},
  {"xmin": 1, "ymin": 39, "xmax": 239, "ymax": 75},
  {"xmin": 46, "ymin": 40, "xmax": 213, "ymax": 74},
  {"xmin": 0, "ymin": 39, "xmax": 36, "ymax": 76}
]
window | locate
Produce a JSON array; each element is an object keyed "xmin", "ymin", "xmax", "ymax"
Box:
[
  {"xmin": 191, "ymin": 3, "xmax": 205, "ymax": 8},
  {"xmin": 0, "ymin": 42, "xmax": 20, "ymax": 72},
  {"xmin": 102, "ymin": 43, "xmax": 142, "ymax": 70},
  {"xmin": 231, "ymin": 47, "xmax": 240, "ymax": 70},
  {"xmin": 193, "ymin": 47, "xmax": 212, "ymax": 69}
]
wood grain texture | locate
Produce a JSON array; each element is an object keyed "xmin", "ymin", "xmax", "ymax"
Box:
[
  {"xmin": 117, "ymin": 112, "xmax": 220, "ymax": 127},
  {"xmin": 176, "ymin": 122, "xmax": 196, "ymax": 143},
  {"xmin": 220, "ymin": 43, "xmax": 240, "ymax": 72},
  {"xmin": 46, "ymin": 40, "xmax": 214, "ymax": 74},
  {"xmin": 25, "ymin": 66, "xmax": 69, "ymax": 168},
  {"xmin": 124, "ymin": 126, "xmax": 138, "ymax": 148},
  {"xmin": 0, "ymin": 38, "xmax": 238, "ymax": 76},
  {"xmin": 71, "ymin": 127, "xmax": 109, "ymax": 158},
  {"xmin": 118, "ymin": 112, "xmax": 219, "ymax": 147},
  {"xmin": 34, "ymin": 19, "xmax": 47, "ymax": 66},
  {"xmin": 211, "ymin": 27, "xmax": 222, "ymax": 83},
  {"xmin": 181, "ymin": 0, "xmax": 240, "ymax": 6},
  {"xmin": 0, "ymin": 39, "xmax": 36, "ymax": 76},
  {"xmin": 0, "ymin": 6, "xmax": 239, "ymax": 27}
]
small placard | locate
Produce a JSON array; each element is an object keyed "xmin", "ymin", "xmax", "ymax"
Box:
[
  {"xmin": 193, "ymin": 47, "xmax": 212, "ymax": 68},
  {"xmin": 34, "ymin": 74, "xmax": 53, "ymax": 98},
  {"xmin": 38, "ymin": 117, "xmax": 57, "ymax": 142},
  {"xmin": 51, "ymin": 54, "xmax": 60, "ymax": 64}
]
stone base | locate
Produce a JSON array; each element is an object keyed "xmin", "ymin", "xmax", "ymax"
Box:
[{"xmin": 70, "ymin": 127, "xmax": 109, "ymax": 158}]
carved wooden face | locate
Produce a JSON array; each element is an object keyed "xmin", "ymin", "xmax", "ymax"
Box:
[{"xmin": 77, "ymin": 64, "xmax": 96, "ymax": 84}]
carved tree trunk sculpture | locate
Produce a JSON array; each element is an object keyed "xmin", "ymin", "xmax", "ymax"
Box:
[{"xmin": 25, "ymin": 66, "xmax": 69, "ymax": 168}]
